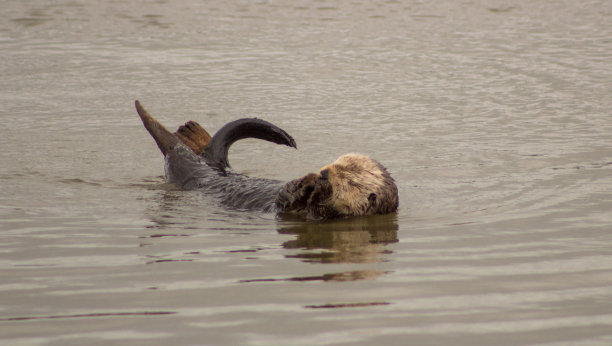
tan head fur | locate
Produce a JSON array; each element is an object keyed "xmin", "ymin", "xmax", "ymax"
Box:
[{"xmin": 277, "ymin": 153, "xmax": 398, "ymax": 219}]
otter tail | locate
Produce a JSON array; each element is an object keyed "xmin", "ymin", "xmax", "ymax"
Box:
[
  {"xmin": 204, "ymin": 118, "xmax": 297, "ymax": 170},
  {"xmin": 135, "ymin": 100, "xmax": 179, "ymax": 156}
]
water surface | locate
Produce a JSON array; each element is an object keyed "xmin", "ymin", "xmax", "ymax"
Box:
[{"xmin": 1, "ymin": 1, "xmax": 612, "ymax": 345}]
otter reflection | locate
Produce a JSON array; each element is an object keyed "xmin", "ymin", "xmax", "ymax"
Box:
[{"xmin": 278, "ymin": 214, "xmax": 398, "ymax": 264}]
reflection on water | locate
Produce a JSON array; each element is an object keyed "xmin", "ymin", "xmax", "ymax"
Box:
[
  {"xmin": 1, "ymin": 311, "xmax": 176, "ymax": 322},
  {"xmin": 144, "ymin": 187, "xmax": 398, "ymax": 280},
  {"xmin": 279, "ymin": 214, "xmax": 398, "ymax": 264},
  {"xmin": 232, "ymin": 215, "xmax": 398, "ymax": 284},
  {"xmin": 143, "ymin": 183, "xmax": 197, "ymax": 229},
  {"xmin": 2, "ymin": 0, "xmax": 612, "ymax": 344},
  {"xmin": 304, "ymin": 301, "xmax": 391, "ymax": 309},
  {"xmin": 239, "ymin": 270, "xmax": 387, "ymax": 283}
]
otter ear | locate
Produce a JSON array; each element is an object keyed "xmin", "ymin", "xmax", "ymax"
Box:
[
  {"xmin": 320, "ymin": 169, "xmax": 329, "ymax": 180},
  {"xmin": 368, "ymin": 193, "xmax": 377, "ymax": 204}
]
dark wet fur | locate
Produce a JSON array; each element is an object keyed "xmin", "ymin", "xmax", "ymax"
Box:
[{"xmin": 164, "ymin": 144, "xmax": 283, "ymax": 212}]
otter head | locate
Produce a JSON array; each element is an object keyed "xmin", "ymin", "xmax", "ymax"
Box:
[{"xmin": 276, "ymin": 154, "xmax": 398, "ymax": 220}]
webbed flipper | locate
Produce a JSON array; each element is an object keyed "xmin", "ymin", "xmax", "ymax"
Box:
[
  {"xmin": 203, "ymin": 118, "xmax": 297, "ymax": 170},
  {"xmin": 174, "ymin": 120, "xmax": 211, "ymax": 155},
  {"xmin": 136, "ymin": 100, "xmax": 296, "ymax": 170},
  {"xmin": 135, "ymin": 100, "xmax": 179, "ymax": 156}
]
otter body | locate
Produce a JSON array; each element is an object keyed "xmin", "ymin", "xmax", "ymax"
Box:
[
  {"xmin": 164, "ymin": 144, "xmax": 284, "ymax": 212},
  {"xmin": 135, "ymin": 101, "xmax": 398, "ymax": 219}
]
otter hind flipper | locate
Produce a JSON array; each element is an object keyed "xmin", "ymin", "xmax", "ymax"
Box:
[
  {"xmin": 204, "ymin": 118, "xmax": 297, "ymax": 170},
  {"xmin": 135, "ymin": 100, "xmax": 179, "ymax": 156},
  {"xmin": 174, "ymin": 121, "xmax": 212, "ymax": 155}
]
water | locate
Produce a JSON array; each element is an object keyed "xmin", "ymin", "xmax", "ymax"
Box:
[{"xmin": 1, "ymin": 1, "xmax": 612, "ymax": 344}]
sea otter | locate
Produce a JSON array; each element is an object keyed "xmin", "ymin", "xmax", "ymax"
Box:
[{"xmin": 135, "ymin": 100, "xmax": 398, "ymax": 219}]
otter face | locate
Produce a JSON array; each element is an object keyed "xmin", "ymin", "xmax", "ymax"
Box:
[{"xmin": 276, "ymin": 154, "xmax": 398, "ymax": 219}]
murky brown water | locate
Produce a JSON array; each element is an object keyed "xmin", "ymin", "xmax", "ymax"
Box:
[{"xmin": 1, "ymin": 1, "xmax": 612, "ymax": 345}]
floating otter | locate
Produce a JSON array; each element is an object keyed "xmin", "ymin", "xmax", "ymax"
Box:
[{"xmin": 135, "ymin": 100, "xmax": 398, "ymax": 219}]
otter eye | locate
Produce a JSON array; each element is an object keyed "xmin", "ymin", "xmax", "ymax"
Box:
[
  {"xmin": 368, "ymin": 193, "xmax": 377, "ymax": 204},
  {"xmin": 320, "ymin": 169, "xmax": 329, "ymax": 180}
]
